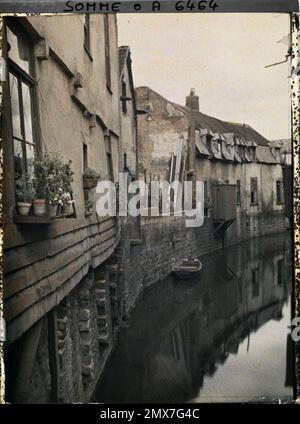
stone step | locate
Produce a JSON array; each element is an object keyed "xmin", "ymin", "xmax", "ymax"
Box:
[
  {"xmin": 95, "ymin": 289, "xmax": 106, "ymax": 299},
  {"xmin": 95, "ymin": 282, "xmax": 106, "ymax": 290},
  {"xmin": 106, "ymin": 263, "xmax": 118, "ymax": 273},
  {"xmin": 96, "ymin": 297, "xmax": 106, "ymax": 306},
  {"xmin": 97, "ymin": 317, "xmax": 108, "ymax": 328},
  {"xmin": 95, "ymin": 278, "xmax": 106, "ymax": 284},
  {"xmin": 98, "ymin": 332, "xmax": 110, "ymax": 344}
]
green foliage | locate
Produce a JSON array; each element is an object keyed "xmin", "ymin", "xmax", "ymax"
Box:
[
  {"xmin": 85, "ymin": 200, "xmax": 94, "ymax": 213},
  {"xmin": 33, "ymin": 152, "xmax": 74, "ymax": 201},
  {"xmin": 15, "ymin": 174, "xmax": 34, "ymax": 203}
]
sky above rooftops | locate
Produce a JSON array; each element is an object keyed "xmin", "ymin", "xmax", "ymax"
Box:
[{"xmin": 117, "ymin": 13, "xmax": 291, "ymax": 140}]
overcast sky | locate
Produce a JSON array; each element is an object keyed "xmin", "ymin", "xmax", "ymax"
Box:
[{"xmin": 117, "ymin": 13, "xmax": 291, "ymax": 141}]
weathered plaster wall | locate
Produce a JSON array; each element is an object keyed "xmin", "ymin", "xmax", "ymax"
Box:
[
  {"xmin": 136, "ymin": 86, "xmax": 190, "ymax": 178},
  {"xmin": 4, "ymin": 15, "xmax": 121, "ymax": 347},
  {"xmin": 25, "ymin": 14, "xmax": 120, "ymax": 216}
]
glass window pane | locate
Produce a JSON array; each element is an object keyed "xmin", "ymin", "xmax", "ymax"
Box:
[
  {"xmin": 9, "ymin": 73, "xmax": 22, "ymax": 139},
  {"xmin": 7, "ymin": 26, "xmax": 30, "ymax": 74},
  {"xmin": 13, "ymin": 138, "xmax": 24, "ymax": 177},
  {"xmin": 26, "ymin": 142, "xmax": 35, "ymax": 178},
  {"xmin": 22, "ymin": 82, "xmax": 33, "ymax": 143}
]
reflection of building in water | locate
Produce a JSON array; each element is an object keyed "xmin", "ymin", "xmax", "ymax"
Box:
[{"xmin": 95, "ymin": 232, "xmax": 292, "ymax": 403}]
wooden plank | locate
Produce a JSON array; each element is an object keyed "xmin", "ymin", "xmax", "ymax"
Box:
[
  {"xmin": 5, "ymin": 230, "xmax": 118, "ymax": 322},
  {"xmin": 4, "ymin": 237, "xmax": 90, "ymax": 299},
  {"xmin": 4, "ymin": 252, "xmax": 90, "ymax": 322},
  {"xmin": 6, "ymin": 263, "xmax": 89, "ymax": 345},
  {"xmin": 4, "ymin": 214, "xmax": 101, "ymax": 250},
  {"xmin": 4, "ymin": 227, "xmax": 89, "ymax": 273},
  {"xmin": 14, "ymin": 215, "xmax": 51, "ymax": 225},
  {"xmin": 6, "ymin": 235, "xmax": 119, "ymax": 345},
  {"xmin": 4, "ymin": 220, "xmax": 115, "ymax": 274}
]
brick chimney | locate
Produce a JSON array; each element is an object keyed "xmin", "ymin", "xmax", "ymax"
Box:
[{"xmin": 185, "ymin": 88, "xmax": 199, "ymax": 112}]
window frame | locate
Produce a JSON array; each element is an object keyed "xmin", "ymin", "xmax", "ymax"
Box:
[
  {"xmin": 121, "ymin": 79, "xmax": 127, "ymax": 114},
  {"xmin": 277, "ymin": 259, "xmax": 284, "ymax": 285},
  {"xmin": 4, "ymin": 20, "xmax": 46, "ymax": 223},
  {"xmin": 104, "ymin": 14, "xmax": 112, "ymax": 93},
  {"xmin": 83, "ymin": 142, "xmax": 88, "ymax": 171},
  {"xmin": 276, "ymin": 179, "xmax": 284, "ymax": 204},
  {"xmin": 250, "ymin": 177, "xmax": 258, "ymax": 206},
  {"xmin": 236, "ymin": 179, "xmax": 241, "ymax": 205},
  {"xmin": 83, "ymin": 14, "xmax": 93, "ymax": 60},
  {"xmin": 105, "ymin": 135, "xmax": 114, "ymax": 182},
  {"xmin": 203, "ymin": 179, "xmax": 209, "ymax": 217},
  {"xmin": 6, "ymin": 22, "xmax": 41, "ymax": 177},
  {"xmin": 251, "ymin": 267, "xmax": 260, "ymax": 298}
]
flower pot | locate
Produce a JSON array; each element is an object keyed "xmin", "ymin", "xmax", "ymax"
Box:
[
  {"xmin": 49, "ymin": 203, "xmax": 58, "ymax": 218},
  {"xmin": 64, "ymin": 203, "xmax": 73, "ymax": 215},
  {"xmin": 83, "ymin": 177, "xmax": 97, "ymax": 189},
  {"xmin": 33, "ymin": 198, "xmax": 47, "ymax": 216},
  {"xmin": 17, "ymin": 202, "xmax": 32, "ymax": 216}
]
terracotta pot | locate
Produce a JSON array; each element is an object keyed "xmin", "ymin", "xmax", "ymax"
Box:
[
  {"xmin": 33, "ymin": 198, "xmax": 47, "ymax": 216},
  {"xmin": 17, "ymin": 202, "xmax": 32, "ymax": 216},
  {"xmin": 64, "ymin": 203, "xmax": 73, "ymax": 215},
  {"xmin": 49, "ymin": 203, "xmax": 58, "ymax": 218}
]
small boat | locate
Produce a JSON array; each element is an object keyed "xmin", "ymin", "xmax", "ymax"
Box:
[{"xmin": 172, "ymin": 258, "xmax": 202, "ymax": 279}]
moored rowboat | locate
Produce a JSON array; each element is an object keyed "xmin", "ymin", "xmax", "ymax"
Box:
[{"xmin": 172, "ymin": 258, "xmax": 202, "ymax": 279}]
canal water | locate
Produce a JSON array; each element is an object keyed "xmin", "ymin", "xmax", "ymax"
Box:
[{"xmin": 95, "ymin": 232, "xmax": 293, "ymax": 403}]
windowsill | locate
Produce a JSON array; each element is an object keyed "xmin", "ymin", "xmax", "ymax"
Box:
[
  {"xmin": 250, "ymin": 203, "xmax": 258, "ymax": 207},
  {"xmin": 276, "ymin": 202, "xmax": 284, "ymax": 205},
  {"xmin": 14, "ymin": 213, "xmax": 76, "ymax": 225},
  {"xmin": 84, "ymin": 45, "xmax": 93, "ymax": 62},
  {"xmin": 14, "ymin": 214, "xmax": 52, "ymax": 225}
]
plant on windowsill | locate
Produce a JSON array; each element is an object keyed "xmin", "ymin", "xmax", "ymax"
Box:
[
  {"xmin": 83, "ymin": 167, "xmax": 100, "ymax": 189},
  {"xmin": 62, "ymin": 192, "xmax": 75, "ymax": 215},
  {"xmin": 84, "ymin": 199, "xmax": 94, "ymax": 216},
  {"xmin": 15, "ymin": 174, "xmax": 34, "ymax": 217},
  {"xmin": 32, "ymin": 152, "xmax": 74, "ymax": 217}
]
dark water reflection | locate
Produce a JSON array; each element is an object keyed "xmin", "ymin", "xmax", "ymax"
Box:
[{"xmin": 95, "ymin": 232, "xmax": 293, "ymax": 403}]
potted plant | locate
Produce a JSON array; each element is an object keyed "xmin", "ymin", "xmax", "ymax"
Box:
[
  {"xmin": 49, "ymin": 188, "xmax": 63, "ymax": 218},
  {"xmin": 83, "ymin": 167, "xmax": 100, "ymax": 189},
  {"xmin": 32, "ymin": 152, "xmax": 74, "ymax": 217},
  {"xmin": 62, "ymin": 192, "xmax": 75, "ymax": 215},
  {"xmin": 15, "ymin": 174, "xmax": 34, "ymax": 216},
  {"xmin": 85, "ymin": 200, "xmax": 94, "ymax": 216}
]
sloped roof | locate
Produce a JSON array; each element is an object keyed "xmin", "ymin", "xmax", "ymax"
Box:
[
  {"xmin": 184, "ymin": 107, "xmax": 269, "ymax": 146},
  {"xmin": 256, "ymin": 146, "xmax": 279, "ymax": 164},
  {"xmin": 195, "ymin": 136, "xmax": 211, "ymax": 157},
  {"xmin": 234, "ymin": 150, "xmax": 243, "ymax": 163},
  {"xmin": 222, "ymin": 143, "xmax": 234, "ymax": 161},
  {"xmin": 136, "ymin": 86, "xmax": 270, "ymax": 146},
  {"xmin": 269, "ymin": 138, "xmax": 292, "ymax": 152}
]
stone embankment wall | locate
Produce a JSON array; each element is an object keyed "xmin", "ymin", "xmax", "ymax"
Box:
[{"xmin": 121, "ymin": 211, "xmax": 288, "ymax": 315}]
